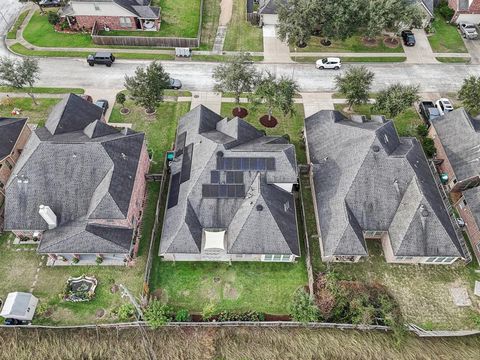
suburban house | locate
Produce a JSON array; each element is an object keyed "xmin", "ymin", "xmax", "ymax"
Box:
[
  {"xmin": 60, "ymin": 0, "xmax": 160, "ymax": 31},
  {"xmin": 0, "ymin": 118, "xmax": 31, "ymax": 231},
  {"xmin": 304, "ymin": 110, "xmax": 466, "ymax": 264},
  {"xmin": 429, "ymin": 108, "xmax": 480, "ymax": 263},
  {"xmin": 256, "ymin": 0, "xmax": 433, "ymax": 25},
  {"xmin": 160, "ymin": 105, "xmax": 300, "ymax": 262},
  {"xmin": 448, "ymin": 0, "xmax": 480, "ymax": 23},
  {"xmin": 4, "ymin": 94, "xmax": 150, "ymax": 266}
]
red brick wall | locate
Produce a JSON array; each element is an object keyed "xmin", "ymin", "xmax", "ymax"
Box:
[{"xmin": 75, "ymin": 15, "xmax": 137, "ymax": 30}]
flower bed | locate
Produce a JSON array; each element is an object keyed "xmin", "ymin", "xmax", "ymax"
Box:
[{"xmin": 62, "ymin": 275, "xmax": 98, "ymax": 302}]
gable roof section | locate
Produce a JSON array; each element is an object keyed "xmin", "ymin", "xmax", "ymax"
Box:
[
  {"xmin": 305, "ymin": 110, "xmax": 463, "ymax": 259},
  {"xmin": 160, "ymin": 105, "xmax": 299, "ymax": 256},
  {"xmin": 259, "ymin": 0, "xmax": 287, "ymax": 14},
  {"xmin": 0, "ymin": 117, "xmax": 27, "ymax": 161},
  {"xmin": 46, "ymin": 93, "xmax": 103, "ymax": 135}
]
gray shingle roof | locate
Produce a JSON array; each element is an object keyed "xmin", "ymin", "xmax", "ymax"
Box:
[
  {"xmin": 0, "ymin": 118, "xmax": 27, "ymax": 161},
  {"xmin": 430, "ymin": 108, "xmax": 480, "ymax": 241},
  {"xmin": 259, "ymin": 0, "xmax": 287, "ymax": 14},
  {"xmin": 160, "ymin": 105, "xmax": 299, "ymax": 256},
  {"xmin": 5, "ymin": 94, "xmax": 146, "ymax": 254},
  {"xmin": 305, "ymin": 110, "xmax": 463, "ymax": 258}
]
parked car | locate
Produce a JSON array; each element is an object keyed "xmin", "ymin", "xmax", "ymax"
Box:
[
  {"xmin": 3, "ymin": 318, "xmax": 29, "ymax": 326},
  {"xmin": 401, "ymin": 30, "xmax": 415, "ymax": 46},
  {"xmin": 435, "ymin": 98, "xmax": 454, "ymax": 116},
  {"xmin": 80, "ymin": 94, "xmax": 93, "ymax": 103},
  {"xmin": 39, "ymin": 0, "xmax": 61, "ymax": 7},
  {"xmin": 94, "ymin": 99, "xmax": 109, "ymax": 115},
  {"xmin": 456, "ymin": 218, "xmax": 466, "ymax": 228},
  {"xmin": 419, "ymin": 101, "xmax": 440, "ymax": 126},
  {"xmin": 315, "ymin": 57, "xmax": 341, "ymax": 70},
  {"xmin": 87, "ymin": 52, "xmax": 115, "ymax": 67},
  {"xmin": 458, "ymin": 22, "xmax": 478, "ymax": 39},
  {"xmin": 168, "ymin": 78, "xmax": 183, "ymax": 90}
]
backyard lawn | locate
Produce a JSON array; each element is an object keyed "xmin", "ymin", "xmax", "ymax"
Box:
[
  {"xmin": 428, "ymin": 13, "xmax": 468, "ymax": 53},
  {"xmin": 150, "ymin": 0, "xmax": 202, "ymax": 38},
  {"xmin": 0, "ymin": 97, "xmax": 60, "ymax": 127},
  {"xmin": 295, "ymin": 35, "xmax": 404, "ymax": 53},
  {"xmin": 221, "ymin": 102, "xmax": 307, "ymax": 163},
  {"xmin": 223, "ymin": 0, "xmax": 263, "ymax": 52}
]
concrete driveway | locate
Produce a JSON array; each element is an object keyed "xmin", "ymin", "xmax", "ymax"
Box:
[
  {"xmin": 402, "ymin": 29, "xmax": 438, "ymax": 64},
  {"xmin": 262, "ymin": 25, "xmax": 292, "ymax": 63},
  {"xmin": 464, "ymin": 38, "xmax": 480, "ymax": 64}
]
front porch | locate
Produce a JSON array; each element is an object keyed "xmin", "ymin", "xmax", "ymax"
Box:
[{"xmin": 46, "ymin": 253, "xmax": 129, "ymax": 266}]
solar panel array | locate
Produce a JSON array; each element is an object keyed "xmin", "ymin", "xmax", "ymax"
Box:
[
  {"xmin": 180, "ymin": 143, "xmax": 193, "ymax": 183},
  {"xmin": 226, "ymin": 171, "xmax": 244, "ymax": 184},
  {"xmin": 216, "ymin": 157, "xmax": 275, "ymax": 171},
  {"xmin": 202, "ymin": 184, "xmax": 245, "ymax": 198},
  {"xmin": 167, "ymin": 173, "xmax": 181, "ymax": 209},
  {"xmin": 175, "ymin": 132, "xmax": 186, "ymax": 157}
]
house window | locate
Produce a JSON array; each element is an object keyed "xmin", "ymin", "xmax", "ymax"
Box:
[
  {"xmin": 425, "ymin": 257, "xmax": 436, "ymax": 263},
  {"xmin": 262, "ymin": 254, "xmax": 292, "ymax": 262},
  {"xmin": 119, "ymin": 17, "xmax": 132, "ymax": 28},
  {"xmin": 425, "ymin": 256, "xmax": 456, "ymax": 264},
  {"xmin": 395, "ymin": 256, "xmax": 414, "ymax": 261}
]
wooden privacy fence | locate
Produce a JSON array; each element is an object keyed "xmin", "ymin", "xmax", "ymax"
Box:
[
  {"xmin": 298, "ymin": 166, "xmax": 314, "ymax": 297},
  {"xmin": 91, "ymin": 0, "xmax": 204, "ymax": 48}
]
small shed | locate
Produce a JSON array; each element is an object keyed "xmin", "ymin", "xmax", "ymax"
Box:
[{"xmin": 0, "ymin": 292, "xmax": 38, "ymax": 321}]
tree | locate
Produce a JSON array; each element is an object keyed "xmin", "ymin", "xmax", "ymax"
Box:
[
  {"xmin": 458, "ymin": 76, "xmax": 480, "ymax": 115},
  {"xmin": 334, "ymin": 66, "xmax": 374, "ymax": 110},
  {"xmin": 212, "ymin": 53, "xmax": 259, "ymax": 114},
  {"xmin": 276, "ymin": 0, "xmax": 321, "ymax": 47},
  {"xmin": 373, "ymin": 83, "xmax": 419, "ymax": 117},
  {"xmin": 116, "ymin": 92, "xmax": 127, "ymax": 109},
  {"xmin": 0, "ymin": 57, "xmax": 40, "ymax": 105},
  {"xmin": 384, "ymin": 0, "xmax": 425, "ymax": 39},
  {"xmin": 250, "ymin": 71, "xmax": 299, "ymax": 121},
  {"xmin": 289, "ymin": 288, "xmax": 320, "ymax": 323},
  {"xmin": 124, "ymin": 61, "xmax": 170, "ymax": 113}
]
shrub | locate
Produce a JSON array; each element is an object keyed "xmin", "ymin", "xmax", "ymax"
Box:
[
  {"xmin": 437, "ymin": 1, "xmax": 454, "ymax": 21},
  {"xmin": 60, "ymin": 21, "xmax": 69, "ymax": 30},
  {"xmin": 95, "ymin": 256, "xmax": 103, "ymax": 265},
  {"xmin": 290, "ymin": 288, "xmax": 320, "ymax": 323},
  {"xmin": 47, "ymin": 12, "xmax": 60, "ymax": 25},
  {"xmin": 416, "ymin": 124, "xmax": 429, "ymax": 138},
  {"xmin": 421, "ymin": 137, "xmax": 436, "ymax": 158},
  {"xmin": 71, "ymin": 257, "xmax": 79, "ymax": 264},
  {"xmin": 175, "ymin": 309, "xmax": 191, "ymax": 322},
  {"xmin": 36, "ymin": 302, "xmax": 50, "ymax": 317},
  {"xmin": 144, "ymin": 300, "xmax": 172, "ymax": 329},
  {"xmin": 116, "ymin": 303, "xmax": 136, "ymax": 321},
  {"xmin": 201, "ymin": 303, "xmax": 216, "ymax": 321},
  {"xmin": 116, "ymin": 92, "xmax": 126, "ymax": 108},
  {"xmin": 216, "ymin": 311, "xmax": 265, "ymax": 322}
]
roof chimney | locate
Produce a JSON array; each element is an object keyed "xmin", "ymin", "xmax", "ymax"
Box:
[
  {"xmin": 351, "ymin": 115, "xmax": 367, "ymax": 124},
  {"xmin": 371, "ymin": 115, "xmax": 387, "ymax": 124},
  {"xmin": 38, "ymin": 205, "xmax": 57, "ymax": 230}
]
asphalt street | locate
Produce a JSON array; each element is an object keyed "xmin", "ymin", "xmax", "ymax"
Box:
[{"xmin": 1, "ymin": 0, "xmax": 480, "ymax": 93}]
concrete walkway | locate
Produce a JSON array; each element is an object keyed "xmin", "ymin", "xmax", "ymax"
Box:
[
  {"xmin": 262, "ymin": 25, "xmax": 292, "ymax": 63},
  {"xmin": 301, "ymin": 93, "xmax": 334, "ymax": 117},
  {"xmin": 190, "ymin": 91, "xmax": 222, "ymax": 113},
  {"xmin": 402, "ymin": 29, "xmax": 438, "ymax": 64},
  {"xmin": 463, "ymin": 38, "xmax": 480, "ymax": 64}
]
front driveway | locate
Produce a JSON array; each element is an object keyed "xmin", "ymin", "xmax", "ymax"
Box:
[
  {"xmin": 463, "ymin": 38, "xmax": 480, "ymax": 64},
  {"xmin": 262, "ymin": 25, "xmax": 293, "ymax": 63},
  {"xmin": 402, "ymin": 29, "xmax": 438, "ymax": 64}
]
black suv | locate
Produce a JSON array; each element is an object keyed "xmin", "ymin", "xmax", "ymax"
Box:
[
  {"xmin": 401, "ymin": 30, "xmax": 415, "ymax": 46},
  {"xmin": 87, "ymin": 52, "xmax": 115, "ymax": 67}
]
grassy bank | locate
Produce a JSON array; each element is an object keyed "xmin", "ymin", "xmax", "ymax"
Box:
[
  {"xmin": 0, "ymin": 86, "xmax": 84, "ymax": 94},
  {"xmin": 223, "ymin": 0, "xmax": 263, "ymax": 51},
  {"xmin": 296, "ymin": 35, "xmax": 404, "ymax": 53},
  {"xmin": 428, "ymin": 14, "xmax": 467, "ymax": 53},
  {"xmin": 6, "ymin": 10, "xmax": 29, "ymax": 40},
  {"xmin": 293, "ymin": 56, "xmax": 407, "ymax": 63}
]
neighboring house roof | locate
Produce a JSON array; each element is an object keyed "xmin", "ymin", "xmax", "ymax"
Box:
[
  {"xmin": 160, "ymin": 105, "xmax": 300, "ymax": 256},
  {"xmin": 4, "ymin": 94, "xmax": 146, "ymax": 254},
  {"xmin": 430, "ymin": 108, "xmax": 480, "ymax": 239},
  {"xmin": 65, "ymin": 0, "xmax": 159, "ymax": 19},
  {"xmin": 258, "ymin": 0, "xmax": 287, "ymax": 14},
  {"xmin": 0, "ymin": 118, "xmax": 27, "ymax": 161},
  {"xmin": 415, "ymin": 0, "xmax": 434, "ymax": 17},
  {"xmin": 305, "ymin": 110, "xmax": 464, "ymax": 258}
]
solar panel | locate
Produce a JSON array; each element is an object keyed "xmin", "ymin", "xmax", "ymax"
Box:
[
  {"xmin": 175, "ymin": 132, "xmax": 186, "ymax": 157},
  {"xmin": 218, "ymin": 184, "xmax": 228, "ymax": 197},
  {"xmin": 202, "ymin": 184, "xmax": 245, "ymax": 198},
  {"xmin": 266, "ymin": 158, "xmax": 275, "ymax": 170},
  {"xmin": 167, "ymin": 173, "xmax": 181, "ymax": 209},
  {"xmin": 180, "ymin": 143, "xmax": 193, "ymax": 183},
  {"xmin": 216, "ymin": 157, "xmax": 275, "ymax": 171},
  {"xmin": 211, "ymin": 171, "xmax": 220, "ymax": 183}
]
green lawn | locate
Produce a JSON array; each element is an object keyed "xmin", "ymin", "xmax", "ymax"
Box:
[
  {"xmin": 199, "ymin": 0, "xmax": 221, "ymax": 50},
  {"xmin": 10, "ymin": 43, "xmax": 174, "ymax": 61},
  {"xmin": 333, "ymin": 103, "xmax": 422, "ymax": 137},
  {"xmin": 293, "ymin": 56, "xmax": 406, "ymax": 63},
  {"xmin": 221, "ymin": 102, "xmax": 307, "ymax": 163},
  {"xmin": 0, "ymin": 97, "xmax": 60, "ymax": 127},
  {"xmin": 152, "ymin": 0, "xmax": 201, "ymax": 38},
  {"xmin": 6, "ymin": 10, "xmax": 28, "ymax": 40},
  {"xmin": 436, "ymin": 57, "xmax": 470, "ymax": 63},
  {"xmin": 0, "ymin": 86, "xmax": 84, "ymax": 94},
  {"xmin": 223, "ymin": 0, "xmax": 263, "ymax": 52},
  {"xmin": 296, "ymin": 35, "xmax": 404, "ymax": 53},
  {"xmin": 428, "ymin": 13, "xmax": 468, "ymax": 53},
  {"xmin": 23, "ymin": 11, "xmax": 94, "ymax": 48},
  {"xmin": 109, "ymin": 97, "xmax": 191, "ymax": 173}
]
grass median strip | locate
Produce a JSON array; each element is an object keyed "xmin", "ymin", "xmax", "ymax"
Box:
[
  {"xmin": 6, "ymin": 10, "xmax": 29, "ymax": 40},
  {"xmin": 192, "ymin": 55, "xmax": 264, "ymax": 62},
  {"xmin": 0, "ymin": 86, "xmax": 84, "ymax": 94},
  {"xmin": 10, "ymin": 43, "xmax": 175, "ymax": 60},
  {"xmin": 293, "ymin": 56, "xmax": 406, "ymax": 63},
  {"xmin": 435, "ymin": 57, "xmax": 471, "ymax": 63}
]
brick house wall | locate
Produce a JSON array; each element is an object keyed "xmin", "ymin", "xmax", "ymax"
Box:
[
  {"xmin": 429, "ymin": 125, "xmax": 480, "ymax": 262},
  {"xmin": 75, "ymin": 15, "xmax": 138, "ymax": 30},
  {"xmin": 0, "ymin": 124, "xmax": 31, "ymax": 230},
  {"xmin": 449, "ymin": 0, "xmax": 480, "ymax": 22}
]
